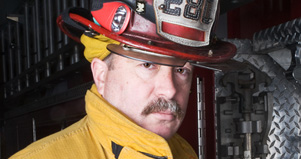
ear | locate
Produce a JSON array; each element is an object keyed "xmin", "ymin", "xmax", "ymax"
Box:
[{"xmin": 91, "ymin": 58, "xmax": 108, "ymax": 96}]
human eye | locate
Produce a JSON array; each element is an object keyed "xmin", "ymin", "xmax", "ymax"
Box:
[
  {"xmin": 142, "ymin": 62, "xmax": 153, "ymax": 68},
  {"xmin": 175, "ymin": 67, "xmax": 191, "ymax": 75},
  {"xmin": 136, "ymin": 62, "xmax": 159, "ymax": 80},
  {"xmin": 141, "ymin": 62, "xmax": 157, "ymax": 69},
  {"xmin": 176, "ymin": 68, "xmax": 186, "ymax": 74}
]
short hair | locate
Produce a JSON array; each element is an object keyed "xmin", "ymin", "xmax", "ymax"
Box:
[{"xmin": 103, "ymin": 53, "xmax": 115, "ymax": 70}]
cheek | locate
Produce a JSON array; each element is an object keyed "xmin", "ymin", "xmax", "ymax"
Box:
[
  {"xmin": 104, "ymin": 68, "xmax": 156, "ymax": 116},
  {"xmin": 175, "ymin": 82, "xmax": 192, "ymax": 111},
  {"xmin": 124, "ymin": 81, "xmax": 153, "ymax": 104},
  {"xmin": 178, "ymin": 92, "xmax": 190, "ymax": 111},
  {"xmin": 109, "ymin": 78, "xmax": 152, "ymax": 110},
  {"xmin": 122, "ymin": 81, "xmax": 157, "ymax": 115},
  {"xmin": 103, "ymin": 72, "xmax": 127, "ymax": 106}
]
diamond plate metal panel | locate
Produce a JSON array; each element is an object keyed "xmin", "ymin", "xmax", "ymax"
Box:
[
  {"xmin": 216, "ymin": 39, "xmax": 301, "ymax": 159},
  {"xmin": 253, "ymin": 18, "xmax": 301, "ymax": 53}
]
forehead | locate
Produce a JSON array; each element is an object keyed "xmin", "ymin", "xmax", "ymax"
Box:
[{"xmin": 112, "ymin": 53, "xmax": 193, "ymax": 69}]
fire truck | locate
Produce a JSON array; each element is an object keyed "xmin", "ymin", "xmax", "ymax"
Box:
[{"xmin": 0, "ymin": 0, "xmax": 300, "ymax": 158}]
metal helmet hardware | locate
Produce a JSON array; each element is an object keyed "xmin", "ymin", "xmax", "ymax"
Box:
[{"xmin": 57, "ymin": 0, "xmax": 237, "ymax": 64}]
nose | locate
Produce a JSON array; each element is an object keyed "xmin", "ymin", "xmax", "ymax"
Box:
[{"xmin": 154, "ymin": 68, "xmax": 177, "ymax": 99}]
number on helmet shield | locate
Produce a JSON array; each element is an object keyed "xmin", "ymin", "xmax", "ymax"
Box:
[
  {"xmin": 184, "ymin": 0, "xmax": 203, "ymax": 20},
  {"xmin": 163, "ymin": 0, "xmax": 183, "ymax": 16}
]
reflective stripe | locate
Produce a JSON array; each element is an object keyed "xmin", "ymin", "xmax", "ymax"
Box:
[
  {"xmin": 112, "ymin": 142, "xmax": 123, "ymax": 159},
  {"xmin": 111, "ymin": 142, "xmax": 167, "ymax": 159},
  {"xmin": 162, "ymin": 21, "xmax": 205, "ymax": 42}
]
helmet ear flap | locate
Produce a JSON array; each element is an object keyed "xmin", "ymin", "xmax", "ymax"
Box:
[{"xmin": 91, "ymin": 2, "xmax": 131, "ymax": 34}]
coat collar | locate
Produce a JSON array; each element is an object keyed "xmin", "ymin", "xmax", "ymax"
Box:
[{"xmin": 85, "ymin": 84, "xmax": 173, "ymax": 158}]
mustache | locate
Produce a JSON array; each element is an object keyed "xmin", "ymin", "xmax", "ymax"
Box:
[{"xmin": 141, "ymin": 97, "xmax": 184, "ymax": 119}]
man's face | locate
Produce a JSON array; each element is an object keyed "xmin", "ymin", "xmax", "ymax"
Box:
[{"xmin": 100, "ymin": 54, "xmax": 193, "ymax": 139}]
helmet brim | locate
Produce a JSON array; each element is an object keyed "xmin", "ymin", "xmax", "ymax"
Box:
[
  {"xmin": 57, "ymin": 10, "xmax": 237, "ymax": 64},
  {"xmin": 107, "ymin": 44, "xmax": 187, "ymax": 67}
]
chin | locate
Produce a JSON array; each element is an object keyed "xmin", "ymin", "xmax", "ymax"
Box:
[
  {"xmin": 160, "ymin": 133, "xmax": 174, "ymax": 140},
  {"xmin": 153, "ymin": 127, "xmax": 177, "ymax": 140},
  {"xmin": 140, "ymin": 116, "xmax": 182, "ymax": 139}
]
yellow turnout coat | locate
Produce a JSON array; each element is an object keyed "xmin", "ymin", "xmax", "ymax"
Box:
[{"xmin": 10, "ymin": 84, "xmax": 197, "ymax": 159}]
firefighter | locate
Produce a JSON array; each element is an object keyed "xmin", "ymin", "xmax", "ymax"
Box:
[{"xmin": 10, "ymin": 0, "xmax": 236, "ymax": 158}]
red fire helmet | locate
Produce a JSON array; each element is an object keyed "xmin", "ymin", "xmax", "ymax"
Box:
[{"xmin": 57, "ymin": 0, "xmax": 236, "ymax": 66}]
